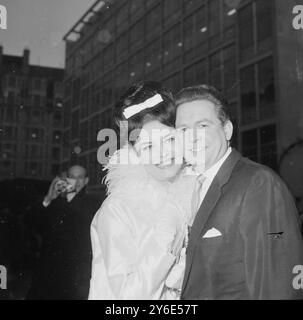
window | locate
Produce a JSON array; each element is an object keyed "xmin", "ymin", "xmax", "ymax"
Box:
[
  {"xmin": 3, "ymin": 160, "xmax": 12, "ymax": 169},
  {"xmin": 258, "ymin": 58, "xmax": 275, "ymax": 120},
  {"xmin": 130, "ymin": 0, "xmax": 144, "ymax": 22},
  {"xmin": 163, "ymin": 0, "xmax": 182, "ymax": 27},
  {"xmin": 256, "ymin": 0, "xmax": 273, "ymax": 53},
  {"xmin": 32, "ymin": 109, "xmax": 41, "ymax": 123},
  {"xmin": 145, "ymin": 41, "xmax": 162, "ymax": 75},
  {"xmin": 116, "ymin": 33, "xmax": 128, "ymax": 62},
  {"xmin": 240, "ymin": 65, "xmax": 257, "ymax": 125},
  {"xmin": 196, "ymin": 59, "xmax": 207, "ymax": 84},
  {"xmin": 260, "ymin": 124, "xmax": 277, "ymax": 169},
  {"xmin": 53, "ymin": 131, "xmax": 61, "ymax": 143},
  {"xmin": 184, "ymin": 15, "xmax": 195, "ymax": 63},
  {"xmin": 63, "ymin": 131, "xmax": 70, "ymax": 159},
  {"xmin": 52, "ymin": 164, "xmax": 60, "ymax": 176},
  {"xmin": 52, "ymin": 148, "xmax": 60, "ymax": 161},
  {"xmin": 91, "ymin": 82, "xmax": 101, "ymax": 113},
  {"xmin": 163, "ymin": 72, "xmax": 182, "ymax": 94},
  {"xmin": 242, "ymin": 129, "xmax": 258, "ymax": 162},
  {"xmin": 89, "ymin": 152, "xmax": 98, "ymax": 185},
  {"xmin": 208, "ymin": 0, "xmax": 221, "ymax": 49},
  {"xmin": 115, "ymin": 62, "xmax": 128, "ymax": 98},
  {"xmin": 8, "ymin": 76, "xmax": 17, "ymax": 87},
  {"xmin": 223, "ymin": 0, "xmax": 236, "ymax": 41},
  {"xmin": 80, "ymin": 87, "xmax": 89, "ymax": 119},
  {"xmin": 33, "ymin": 95, "xmax": 41, "ymax": 107},
  {"xmin": 5, "ymin": 108, "xmax": 14, "ymax": 122},
  {"xmin": 63, "ymin": 100, "xmax": 71, "ymax": 127},
  {"xmin": 53, "ymin": 112, "xmax": 62, "ymax": 126},
  {"xmin": 72, "ymin": 78, "xmax": 81, "ymax": 107},
  {"xmin": 195, "ymin": 6, "xmax": 207, "ymax": 56},
  {"xmin": 242, "ymin": 125, "xmax": 277, "ymax": 169},
  {"xmin": 146, "ymin": 0, "xmax": 155, "ymax": 9},
  {"xmin": 80, "ymin": 122, "xmax": 89, "ymax": 152},
  {"xmin": 184, "ymin": 0, "xmax": 204, "ymax": 13},
  {"xmin": 116, "ymin": 4, "xmax": 129, "ymax": 34},
  {"xmin": 184, "ymin": 64, "xmax": 196, "ymax": 87},
  {"xmin": 102, "ymin": 72, "xmax": 113, "ymax": 107},
  {"xmin": 7, "ymin": 92, "xmax": 15, "ymax": 105},
  {"xmin": 71, "ymin": 110, "xmax": 79, "ymax": 140},
  {"xmin": 146, "ymin": 5, "xmax": 162, "ymax": 37},
  {"xmin": 163, "ymin": 24, "xmax": 182, "ymax": 73},
  {"xmin": 90, "ymin": 115, "xmax": 100, "ymax": 150},
  {"xmin": 34, "ymin": 78, "xmax": 41, "ymax": 91},
  {"xmin": 104, "ymin": 44, "xmax": 115, "ymax": 71},
  {"xmin": 26, "ymin": 145, "xmax": 42, "ymax": 158},
  {"xmin": 223, "ymin": 45, "xmax": 237, "ymax": 100},
  {"xmin": 239, "ymin": 4, "xmax": 254, "ymax": 61},
  {"xmin": 129, "ymin": 50, "xmax": 144, "ymax": 81},
  {"xmin": 210, "ymin": 51, "xmax": 222, "ymax": 90},
  {"xmin": 129, "ymin": 19, "xmax": 144, "ymax": 50}
]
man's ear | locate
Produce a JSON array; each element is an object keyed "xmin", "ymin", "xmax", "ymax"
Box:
[
  {"xmin": 223, "ymin": 120, "xmax": 233, "ymax": 142},
  {"xmin": 84, "ymin": 177, "xmax": 89, "ymax": 186}
]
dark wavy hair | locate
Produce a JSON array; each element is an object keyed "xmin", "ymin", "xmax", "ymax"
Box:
[
  {"xmin": 175, "ymin": 84, "xmax": 231, "ymax": 125},
  {"xmin": 114, "ymin": 81, "xmax": 176, "ymax": 146}
]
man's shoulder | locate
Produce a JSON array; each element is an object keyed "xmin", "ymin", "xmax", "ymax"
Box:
[{"xmin": 234, "ymin": 154, "xmax": 284, "ymax": 188}]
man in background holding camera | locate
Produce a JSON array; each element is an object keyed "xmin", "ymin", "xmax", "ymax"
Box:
[{"xmin": 27, "ymin": 165, "xmax": 104, "ymax": 300}]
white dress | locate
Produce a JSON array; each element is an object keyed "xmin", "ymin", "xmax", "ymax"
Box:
[{"xmin": 88, "ymin": 145, "xmax": 195, "ymax": 300}]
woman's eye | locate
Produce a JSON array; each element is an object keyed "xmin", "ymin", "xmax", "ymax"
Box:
[
  {"xmin": 165, "ymin": 136, "xmax": 175, "ymax": 142},
  {"xmin": 142, "ymin": 145, "xmax": 152, "ymax": 151}
]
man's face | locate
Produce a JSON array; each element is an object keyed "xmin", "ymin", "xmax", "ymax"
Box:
[
  {"xmin": 67, "ymin": 166, "xmax": 89, "ymax": 193},
  {"xmin": 176, "ymin": 99, "xmax": 233, "ymax": 170}
]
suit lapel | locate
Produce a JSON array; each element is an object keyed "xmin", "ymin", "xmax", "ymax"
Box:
[
  {"xmin": 181, "ymin": 180, "xmax": 222, "ymax": 292},
  {"xmin": 182, "ymin": 149, "xmax": 242, "ymax": 292}
]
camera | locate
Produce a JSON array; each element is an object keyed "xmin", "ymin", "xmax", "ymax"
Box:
[{"xmin": 54, "ymin": 178, "xmax": 76, "ymax": 193}]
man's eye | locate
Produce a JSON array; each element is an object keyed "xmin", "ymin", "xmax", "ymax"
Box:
[{"xmin": 198, "ymin": 123, "xmax": 208, "ymax": 128}]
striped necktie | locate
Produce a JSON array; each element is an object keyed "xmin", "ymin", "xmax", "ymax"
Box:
[{"xmin": 191, "ymin": 174, "xmax": 206, "ymax": 215}]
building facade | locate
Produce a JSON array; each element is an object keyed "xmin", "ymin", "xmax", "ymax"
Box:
[
  {"xmin": 0, "ymin": 47, "xmax": 64, "ymax": 181},
  {"xmin": 63, "ymin": 0, "xmax": 303, "ymax": 198}
]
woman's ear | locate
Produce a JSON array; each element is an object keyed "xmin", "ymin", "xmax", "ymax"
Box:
[{"xmin": 224, "ymin": 120, "xmax": 233, "ymax": 142}]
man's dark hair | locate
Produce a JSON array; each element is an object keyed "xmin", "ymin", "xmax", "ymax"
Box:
[{"xmin": 175, "ymin": 84, "xmax": 231, "ymax": 125}]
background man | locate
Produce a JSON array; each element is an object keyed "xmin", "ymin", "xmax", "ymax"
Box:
[{"xmin": 27, "ymin": 165, "xmax": 104, "ymax": 300}]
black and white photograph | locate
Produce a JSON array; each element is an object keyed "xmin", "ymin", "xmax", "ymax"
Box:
[{"xmin": 0, "ymin": 0, "xmax": 303, "ymax": 304}]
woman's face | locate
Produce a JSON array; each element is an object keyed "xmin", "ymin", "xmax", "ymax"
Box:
[{"xmin": 133, "ymin": 120, "xmax": 183, "ymax": 181}]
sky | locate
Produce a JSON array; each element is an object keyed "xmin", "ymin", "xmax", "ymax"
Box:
[{"xmin": 0, "ymin": 0, "xmax": 95, "ymax": 68}]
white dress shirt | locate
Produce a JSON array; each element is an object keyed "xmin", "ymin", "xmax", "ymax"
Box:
[{"xmin": 195, "ymin": 147, "xmax": 232, "ymax": 210}]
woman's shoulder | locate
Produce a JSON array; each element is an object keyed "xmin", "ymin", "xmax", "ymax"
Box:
[{"xmin": 92, "ymin": 195, "xmax": 131, "ymax": 227}]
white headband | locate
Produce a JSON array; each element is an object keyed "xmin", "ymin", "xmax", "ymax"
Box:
[{"xmin": 123, "ymin": 94, "xmax": 163, "ymax": 119}]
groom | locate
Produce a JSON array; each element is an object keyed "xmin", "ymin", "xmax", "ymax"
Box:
[{"xmin": 175, "ymin": 85, "xmax": 303, "ymax": 299}]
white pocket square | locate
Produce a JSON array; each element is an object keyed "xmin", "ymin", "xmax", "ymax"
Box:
[{"xmin": 202, "ymin": 228, "xmax": 222, "ymax": 238}]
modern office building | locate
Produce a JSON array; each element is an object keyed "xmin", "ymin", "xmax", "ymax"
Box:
[
  {"xmin": 0, "ymin": 46, "xmax": 64, "ymax": 181},
  {"xmin": 63, "ymin": 0, "xmax": 303, "ymax": 199}
]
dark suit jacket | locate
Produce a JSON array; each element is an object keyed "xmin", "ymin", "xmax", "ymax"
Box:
[
  {"xmin": 27, "ymin": 188, "xmax": 104, "ymax": 300},
  {"xmin": 181, "ymin": 150, "xmax": 303, "ymax": 300}
]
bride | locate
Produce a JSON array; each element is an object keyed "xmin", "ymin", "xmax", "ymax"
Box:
[{"xmin": 89, "ymin": 81, "xmax": 194, "ymax": 300}]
